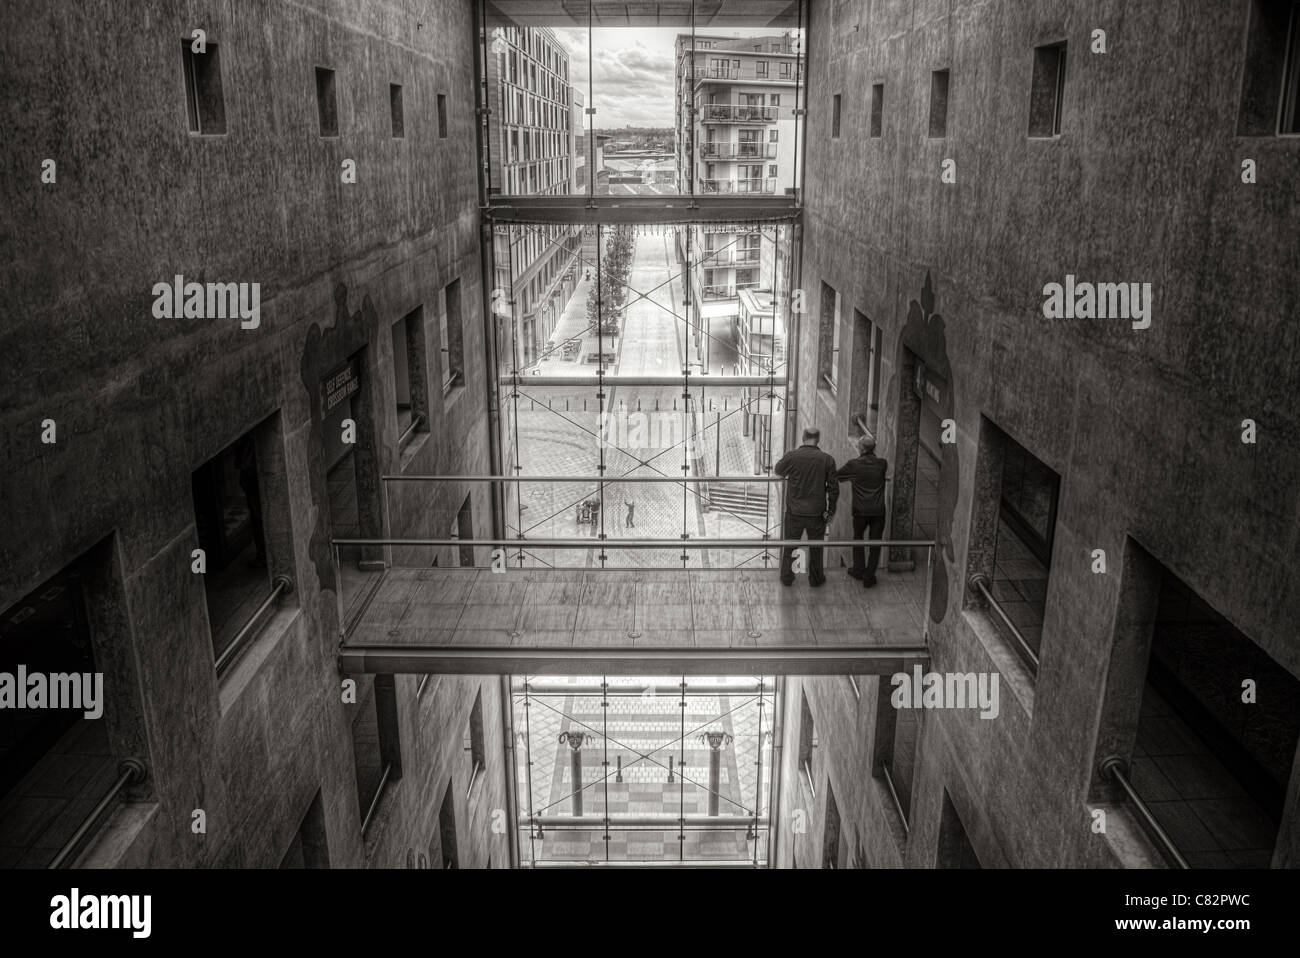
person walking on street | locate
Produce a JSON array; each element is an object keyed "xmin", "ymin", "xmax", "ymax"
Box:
[
  {"xmin": 774, "ymin": 427, "xmax": 839, "ymax": 587},
  {"xmin": 837, "ymin": 435, "xmax": 889, "ymax": 587}
]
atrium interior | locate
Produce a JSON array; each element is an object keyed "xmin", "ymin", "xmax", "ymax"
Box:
[{"xmin": 1, "ymin": 0, "xmax": 1297, "ymax": 873}]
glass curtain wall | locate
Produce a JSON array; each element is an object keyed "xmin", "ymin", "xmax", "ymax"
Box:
[
  {"xmin": 478, "ymin": 2, "xmax": 807, "ymax": 200},
  {"xmin": 512, "ymin": 675, "xmax": 777, "ymax": 865},
  {"xmin": 494, "ymin": 221, "xmax": 795, "ymax": 569}
]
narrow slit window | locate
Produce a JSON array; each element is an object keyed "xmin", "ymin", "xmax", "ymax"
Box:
[
  {"xmin": 390, "ymin": 83, "xmax": 404, "ymax": 138},
  {"xmin": 316, "ymin": 67, "xmax": 338, "ymax": 137},
  {"xmin": 929, "ymin": 69, "xmax": 950, "ymax": 137}
]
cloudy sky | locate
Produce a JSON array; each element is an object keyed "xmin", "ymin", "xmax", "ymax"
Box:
[{"xmin": 552, "ymin": 27, "xmax": 793, "ymax": 129}]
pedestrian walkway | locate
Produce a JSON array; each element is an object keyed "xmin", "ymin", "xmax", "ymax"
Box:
[{"xmin": 533, "ymin": 274, "xmax": 606, "ymax": 376}]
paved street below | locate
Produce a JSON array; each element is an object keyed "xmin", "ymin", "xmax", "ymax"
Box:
[{"xmin": 507, "ymin": 229, "xmax": 790, "ymax": 571}]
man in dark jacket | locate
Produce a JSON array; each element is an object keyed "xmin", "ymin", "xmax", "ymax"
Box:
[
  {"xmin": 773, "ymin": 427, "xmax": 839, "ymax": 587},
  {"xmin": 836, "ymin": 435, "xmax": 889, "ymax": 586}
]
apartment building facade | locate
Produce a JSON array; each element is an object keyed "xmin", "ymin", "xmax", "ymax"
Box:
[
  {"xmin": 486, "ymin": 26, "xmax": 582, "ymax": 372},
  {"xmin": 674, "ymin": 33, "xmax": 802, "ymax": 327}
]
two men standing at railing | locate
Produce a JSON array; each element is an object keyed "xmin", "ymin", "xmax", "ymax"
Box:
[
  {"xmin": 774, "ymin": 428, "xmax": 890, "ymax": 588},
  {"xmin": 774, "ymin": 427, "xmax": 839, "ymax": 587}
]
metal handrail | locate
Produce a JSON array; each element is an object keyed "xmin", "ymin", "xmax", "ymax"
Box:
[
  {"xmin": 466, "ymin": 759, "xmax": 485, "ymax": 800},
  {"xmin": 853, "ymin": 413, "xmax": 876, "ymax": 443},
  {"xmin": 215, "ymin": 574, "xmax": 294, "ymax": 676},
  {"xmin": 361, "ymin": 762, "xmax": 393, "ymax": 837},
  {"xmin": 879, "ymin": 760, "xmax": 911, "ymax": 838},
  {"xmin": 821, "ymin": 372, "xmax": 837, "ymax": 393},
  {"xmin": 698, "ymin": 143, "xmax": 778, "ymax": 160},
  {"xmin": 398, "ymin": 412, "xmax": 425, "ymax": 447},
  {"xmin": 48, "ymin": 759, "xmax": 147, "ymax": 869},
  {"xmin": 800, "ymin": 760, "xmax": 816, "ymax": 799},
  {"xmin": 526, "ymin": 815, "xmax": 766, "ymax": 827},
  {"xmin": 701, "ymin": 105, "xmax": 779, "ymax": 123},
  {"xmin": 333, "ymin": 537, "xmax": 936, "ymax": 549},
  {"xmin": 384, "ymin": 474, "xmax": 818, "ymax": 483},
  {"xmin": 515, "ymin": 680, "xmax": 772, "ymax": 695},
  {"xmin": 526, "ymin": 859, "xmax": 760, "ymax": 868},
  {"xmin": 968, "ymin": 574, "xmax": 1039, "ymax": 674},
  {"xmin": 1101, "ymin": 757, "xmax": 1190, "ymax": 869},
  {"xmin": 498, "ymin": 373, "xmax": 788, "ymax": 386}
]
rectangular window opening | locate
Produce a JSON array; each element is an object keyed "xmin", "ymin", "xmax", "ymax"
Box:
[
  {"xmin": 440, "ymin": 278, "xmax": 464, "ymax": 392},
  {"xmin": 392, "ymin": 307, "xmax": 427, "ymax": 446},
  {"xmin": 351, "ymin": 673, "xmax": 401, "ymax": 838},
  {"xmin": 191, "ymin": 421, "xmax": 290, "ymax": 674},
  {"xmin": 182, "ymin": 40, "xmax": 226, "ymax": 135},
  {"xmin": 464, "ymin": 689, "xmax": 486, "ymax": 798},
  {"xmin": 968, "ymin": 417, "xmax": 1060, "ymax": 675},
  {"xmin": 1130, "ymin": 562, "xmax": 1300, "ymax": 867},
  {"xmin": 1239, "ymin": 0, "xmax": 1300, "ymax": 135},
  {"xmin": 1028, "ymin": 42, "xmax": 1067, "ymax": 137},
  {"xmin": 798, "ymin": 690, "xmax": 817, "ymax": 797},
  {"xmin": 0, "ymin": 557, "xmax": 118, "ymax": 867},
  {"xmin": 873, "ymin": 676, "xmax": 920, "ymax": 831},
  {"xmin": 870, "ymin": 83, "xmax": 884, "ymax": 138},
  {"xmin": 818, "ymin": 283, "xmax": 841, "ymax": 393}
]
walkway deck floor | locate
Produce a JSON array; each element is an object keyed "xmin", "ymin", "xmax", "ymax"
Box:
[{"xmin": 340, "ymin": 566, "xmax": 931, "ymax": 675}]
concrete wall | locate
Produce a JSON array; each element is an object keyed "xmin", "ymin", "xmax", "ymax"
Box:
[
  {"xmin": 787, "ymin": 0, "xmax": 1300, "ymax": 868},
  {"xmin": 0, "ymin": 0, "xmax": 509, "ymax": 868}
]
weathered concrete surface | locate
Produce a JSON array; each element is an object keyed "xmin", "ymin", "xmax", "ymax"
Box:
[
  {"xmin": 786, "ymin": 0, "xmax": 1300, "ymax": 868},
  {"xmin": 0, "ymin": 0, "xmax": 507, "ymax": 868}
]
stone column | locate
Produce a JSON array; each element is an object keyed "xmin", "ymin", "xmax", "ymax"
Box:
[
  {"xmin": 700, "ymin": 731, "xmax": 733, "ymax": 817},
  {"xmin": 558, "ymin": 731, "xmax": 588, "ymax": 817}
]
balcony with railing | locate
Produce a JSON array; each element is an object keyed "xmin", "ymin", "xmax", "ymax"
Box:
[
  {"xmin": 700, "ymin": 247, "xmax": 762, "ymax": 267},
  {"xmin": 700, "ymin": 105, "xmax": 778, "ymax": 124},
  {"xmin": 698, "ymin": 142, "xmax": 778, "ymax": 160},
  {"xmin": 699, "ymin": 177, "xmax": 777, "ymax": 195},
  {"xmin": 689, "ymin": 64, "xmax": 804, "ymax": 84},
  {"xmin": 702, "ymin": 281, "xmax": 761, "ymax": 300}
]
